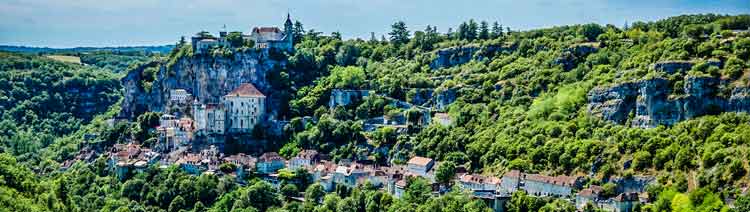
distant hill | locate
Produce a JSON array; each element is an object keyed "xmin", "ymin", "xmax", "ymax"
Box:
[{"xmin": 0, "ymin": 44, "xmax": 175, "ymax": 54}]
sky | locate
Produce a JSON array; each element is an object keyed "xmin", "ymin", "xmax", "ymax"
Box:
[{"xmin": 0, "ymin": 0, "xmax": 748, "ymax": 48}]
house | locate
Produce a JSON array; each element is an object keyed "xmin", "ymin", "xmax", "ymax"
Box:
[
  {"xmin": 313, "ymin": 161, "xmax": 337, "ymax": 191},
  {"xmin": 500, "ymin": 170, "xmax": 521, "ymax": 193},
  {"xmin": 224, "ymin": 153, "xmax": 257, "ymax": 180},
  {"xmin": 576, "ymin": 185, "xmax": 604, "ymax": 210},
  {"xmin": 223, "ymin": 83, "xmax": 266, "ymax": 134},
  {"xmin": 109, "ymin": 144, "xmax": 160, "ymax": 179},
  {"xmin": 159, "ymin": 114, "xmax": 179, "ymax": 128},
  {"xmin": 394, "ymin": 179, "xmax": 407, "ymax": 198},
  {"xmin": 177, "ymin": 154, "xmax": 203, "ymax": 174},
  {"xmin": 177, "ymin": 146, "xmax": 222, "ymax": 175},
  {"xmin": 407, "ymin": 156, "xmax": 435, "ymax": 178},
  {"xmin": 170, "ymin": 89, "xmax": 193, "ymax": 104},
  {"xmin": 191, "ymin": 31, "xmax": 231, "ymax": 54},
  {"xmin": 611, "ymin": 192, "xmax": 639, "ymax": 212},
  {"xmin": 522, "ymin": 174, "xmax": 580, "ymax": 197},
  {"xmin": 156, "ymin": 126, "xmax": 177, "ymax": 152},
  {"xmin": 192, "ymin": 102, "xmax": 225, "ymax": 136},
  {"xmin": 458, "ymin": 174, "xmax": 502, "ymax": 193},
  {"xmin": 257, "ymin": 152, "xmax": 285, "ymax": 174},
  {"xmin": 289, "ymin": 150, "xmax": 320, "ymax": 170}
]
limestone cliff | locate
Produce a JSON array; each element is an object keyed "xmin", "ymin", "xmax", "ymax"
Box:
[
  {"xmin": 429, "ymin": 43, "xmax": 516, "ymax": 70},
  {"xmin": 588, "ymin": 76, "xmax": 750, "ymax": 128},
  {"xmin": 120, "ymin": 50, "xmax": 285, "ymax": 119}
]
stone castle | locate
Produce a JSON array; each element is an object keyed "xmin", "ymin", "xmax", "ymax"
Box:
[{"xmin": 191, "ymin": 14, "xmax": 294, "ymax": 54}]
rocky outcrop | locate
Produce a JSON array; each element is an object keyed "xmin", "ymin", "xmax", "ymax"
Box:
[
  {"xmin": 429, "ymin": 44, "xmax": 516, "ymax": 69},
  {"xmin": 554, "ymin": 43, "xmax": 599, "ymax": 71},
  {"xmin": 328, "ymin": 89, "xmax": 371, "ymax": 108},
  {"xmin": 407, "ymin": 88, "xmax": 434, "ymax": 106},
  {"xmin": 652, "ymin": 60, "xmax": 723, "ymax": 74},
  {"xmin": 588, "ymin": 76, "xmax": 749, "ymax": 128},
  {"xmin": 433, "ymin": 88, "xmax": 457, "ymax": 111},
  {"xmin": 120, "ymin": 50, "xmax": 285, "ymax": 119}
]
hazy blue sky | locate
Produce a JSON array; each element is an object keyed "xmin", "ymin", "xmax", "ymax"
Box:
[{"xmin": 1, "ymin": 0, "xmax": 748, "ymax": 48}]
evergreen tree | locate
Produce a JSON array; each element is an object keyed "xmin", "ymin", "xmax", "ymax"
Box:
[
  {"xmin": 331, "ymin": 31, "xmax": 342, "ymax": 40},
  {"xmin": 491, "ymin": 21, "xmax": 503, "ymax": 38},
  {"xmin": 467, "ymin": 19, "xmax": 478, "ymax": 40},
  {"xmin": 389, "ymin": 21, "xmax": 410, "ymax": 45},
  {"xmin": 458, "ymin": 22, "xmax": 469, "ymax": 40},
  {"xmin": 479, "ymin": 21, "xmax": 490, "ymax": 40},
  {"xmin": 293, "ymin": 21, "xmax": 305, "ymax": 44}
]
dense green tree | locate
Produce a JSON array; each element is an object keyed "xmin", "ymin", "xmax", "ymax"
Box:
[
  {"xmin": 479, "ymin": 21, "xmax": 490, "ymax": 40},
  {"xmin": 435, "ymin": 161, "xmax": 457, "ymax": 185},
  {"xmin": 389, "ymin": 21, "xmax": 411, "ymax": 46}
]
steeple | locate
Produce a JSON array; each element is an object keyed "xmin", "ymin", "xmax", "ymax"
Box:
[
  {"xmin": 285, "ymin": 13, "xmax": 293, "ymax": 27},
  {"xmin": 283, "ymin": 12, "xmax": 294, "ymax": 51}
]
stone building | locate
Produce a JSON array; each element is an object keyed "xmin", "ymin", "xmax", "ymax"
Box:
[
  {"xmin": 170, "ymin": 89, "xmax": 193, "ymax": 104},
  {"xmin": 522, "ymin": 174, "xmax": 580, "ymax": 197},
  {"xmin": 458, "ymin": 174, "xmax": 502, "ymax": 192},
  {"xmin": 257, "ymin": 152, "xmax": 285, "ymax": 174},
  {"xmin": 500, "ymin": 170, "xmax": 521, "ymax": 193},
  {"xmin": 407, "ymin": 156, "xmax": 435, "ymax": 179},
  {"xmin": 223, "ymin": 83, "xmax": 266, "ymax": 134},
  {"xmin": 245, "ymin": 14, "xmax": 294, "ymax": 51},
  {"xmin": 575, "ymin": 185, "xmax": 604, "ymax": 210},
  {"xmin": 192, "ymin": 102, "xmax": 225, "ymax": 135},
  {"xmin": 289, "ymin": 149, "xmax": 320, "ymax": 170}
]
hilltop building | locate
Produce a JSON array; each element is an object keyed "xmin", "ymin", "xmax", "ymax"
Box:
[{"xmin": 192, "ymin": 14, "xmax": 294, "ymax": 54}]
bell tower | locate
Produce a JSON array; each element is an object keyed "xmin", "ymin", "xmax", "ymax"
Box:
[{"xmin": 284, "ymin": 13, "xmax": 294, "ymax": 50}]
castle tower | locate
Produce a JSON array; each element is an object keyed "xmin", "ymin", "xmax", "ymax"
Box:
[{"xmin": 284, "ymin": 13, "xmax": 294, "ymax": 49}]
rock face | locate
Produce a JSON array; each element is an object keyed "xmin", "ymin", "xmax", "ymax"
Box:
[
  {"xmin": 328, "ymin": 89, "xmax": 371, "ymax": 108},
  {"xmin": 588, "ymin": 76, "xmax": 750, "ymax": 128},
  {"xmin": 407, "ymin": 88, "xmax": 434, "ymax": 106},
  {"xmin": 433, "ymin": 88, "xmax": 457, "ymax": 111},
  {"xmin": 120, "ymin": 50, "xmax": 285, "ymax": 119},
  {"xmin": 429, "ymin": 44, "xmax": 515, "ymax": 69},
  {"xmin": 554, "ymin": 43, "xmax": 599, "ymax": 71},
  {"xmin": 652, "ymin": 60, "xmax": 723, "ymax": 74}
]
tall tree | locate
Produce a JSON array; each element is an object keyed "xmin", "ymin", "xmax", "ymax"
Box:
[
  {"xmin": 458, "ymin": 22, "xmax": 469, "ymax": 40},
  {"xmin": 389, "ymin": 21, "xmax": 410, "ymax": 46},
  {"xmin": 479, "ymin": 21, "xmax": 490, "ymax": 40},
  {"xmin": 491, "ymin": 21, "xmax": 503, "ymax": 38},
  {"xmin": 467, "ymin": 19, "xmax": 478, "ymax": 40},
  {"xmin": 293, "ymin": 21, "xmax": 305, "ymax": 44},
  {"xmin": 435, "ymin": 161, "xmax": 456, "ymax": 185}
]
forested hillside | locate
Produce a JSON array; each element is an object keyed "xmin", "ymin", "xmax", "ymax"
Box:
[{"xmin": 2, "ymin": 14, "xmax": 750, "ymax": 212}]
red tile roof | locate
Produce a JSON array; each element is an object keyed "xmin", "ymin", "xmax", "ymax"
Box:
[
  {"xmin": 503, "ymin": 170, "xmax": 521, "ymax": 178},
  {"xmin": 407, "ymin": 156, "xmax": 434, "ymax": 167},
  {"xmin": 226, "ymin": 83, "xmax": 265, "ymax": 98},
  {"xmin": 578, "ymin": 185, "xmax": 604, "ymax": 197},
  {"xmin": 460, "ymin": 174, "xmax": 501, "ymax": 185},
  {"xmin": 254, "ymin": 27, "xmax": 281, "ymax": 33},
  {"xmin": 259, "ymin": 152, "xmax": 283, "ymax": 162}
]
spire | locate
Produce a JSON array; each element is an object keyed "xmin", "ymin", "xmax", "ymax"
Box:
[{"xmin": 285, "ymin": 12, "xmax": 293, "ymax": 26}]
